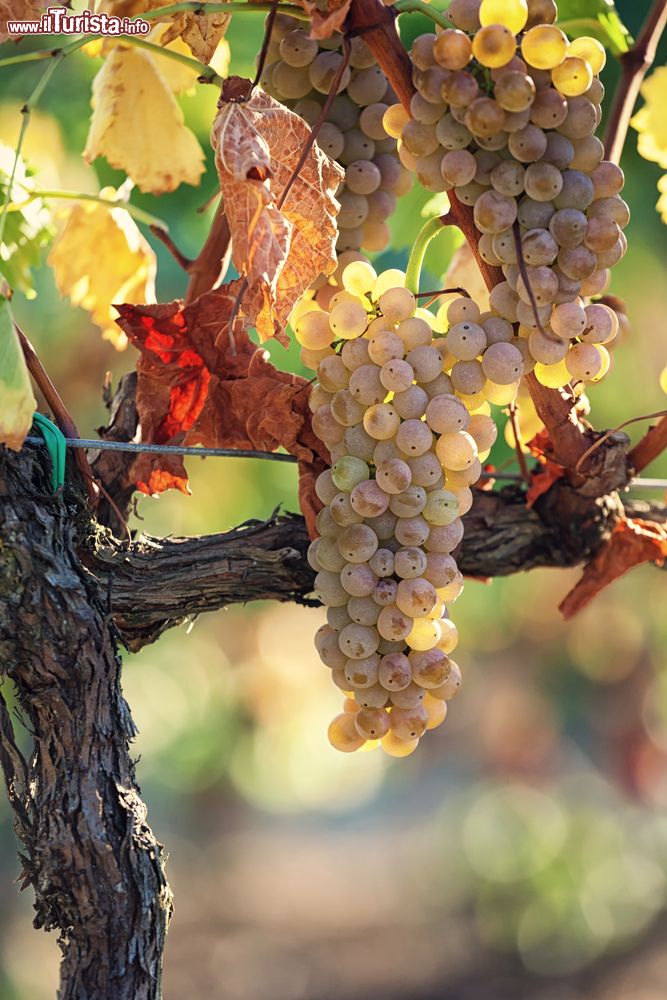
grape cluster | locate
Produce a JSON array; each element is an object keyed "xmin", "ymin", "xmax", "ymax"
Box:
[
  {"xmin": 383, "ymin": 0, "xmax": 628, "ymax": 388},
  {"xmin": 298, "ymin": 261, "xmax": 505, "ymax": 755},
  {"xmin": 261, "ymin": 14, "xmax": 412, "ymax": 255}
]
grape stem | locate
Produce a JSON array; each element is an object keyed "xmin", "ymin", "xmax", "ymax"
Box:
[
  {"xmin": 404, "ymin": 215, "xmax": 451, "ymax": 295},
  {"xmin": 604, "ymin": 0, "xmax": 667, "ymax": 164}
]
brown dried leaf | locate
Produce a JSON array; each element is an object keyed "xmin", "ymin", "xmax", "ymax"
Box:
[
  {"xmin": 211, "ymin": 81, "xmax": 344, "ymax": 342},
  {"xmin": 559, "ymin": 517, "xmax": 667, "ymax": 620},
  {"xmin": 295, "ymin": 0, "xmax": 352, "ymax": 38},
  {"xmin": 160, "ymin": 3, "xmax": 230, "ymax": 64},
  {"xmin": 115, "ymin": 289, "xmax": 329, "ymax": 535}
]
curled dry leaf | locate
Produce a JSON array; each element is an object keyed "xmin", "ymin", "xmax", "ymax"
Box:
[
  {"xmin": 524, "ymin": 428, "xmax": 564, "ymax": 507},
  {"xmin": 211, "ymin": 80, "xmax": 344, "ymax": 343},
  {"xmin": 161, "ymin": 2, "xmax": 230, "ymax": 64},
  {"xmin": 115, "ymin": 288, "xmax": 329, "ymax": 535},
  {"xmin": 292, "ymin": 0, "xmax": 352, "ymax": 39},
  {"xmin": 560, "ymin": 518, "xmax": 667, "ymax": 620},
  {"xmin": 48, "ymin": 191, "xmax": 156, "ymax": 350},
  {"xmin": 84, "ymin": 46, "xmax": 205, "ymax": 195}
]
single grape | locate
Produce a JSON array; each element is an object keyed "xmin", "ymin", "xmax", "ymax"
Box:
[
  {"xmin": 472, "ymin": 24, "xmax": 516, "ymax": 69},
  {"xmin": 551, "ymin": 57, "xmax": 593, "ymax": 98},
  {"xmin": 521, "ymin": 25, "xmax": 568, "ymax": 70},
  {"xmin": 479, "ymin": 0, "xmax": 527, "ymax": 33},
  {"xmin": 328, "ymin": 713, "xmax": 366, "ymax": 752}
]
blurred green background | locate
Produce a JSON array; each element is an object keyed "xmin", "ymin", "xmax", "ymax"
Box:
[{"xmin": 2, "ymin": 2, "xmax": 667, "ymax": 998}]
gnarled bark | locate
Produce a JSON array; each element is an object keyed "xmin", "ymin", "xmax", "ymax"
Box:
[{"xmin": 0, "ymin": 443, "xmax": 172, "ymax": 1000}]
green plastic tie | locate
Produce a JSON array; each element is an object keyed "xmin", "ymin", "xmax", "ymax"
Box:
[{"xmin": 32, "ymin": 412, "xmax": 66, "ymax": 493}]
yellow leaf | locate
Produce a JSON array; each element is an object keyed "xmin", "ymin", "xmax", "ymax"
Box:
[
  {"xmin": 631, "ymin": 66, "xmax": 667, "ymax": 170},
  {"xmin": 0, "ymin": 297, "xmax": 36, "ymax": 451},
  {"xmin": 48, "ymin": 192, "xmax": 157, "ymax": 350},
  {"xmin": 84, "ymin": 46, "xmax": 205, "ymax": 195}
]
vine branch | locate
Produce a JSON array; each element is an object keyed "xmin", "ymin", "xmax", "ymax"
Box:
[{"xmin": 604, "ymin": 0, "xmax": 667, "ymax": 164}]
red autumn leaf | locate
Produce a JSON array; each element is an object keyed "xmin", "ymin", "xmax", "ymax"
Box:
[
  {"xmin": 559, "ymin": 517, "xmax": 667, "ymax": 620},
  {"xmin": 526, "ymin": 460, "xmax": 565, "ymax": 508},
  {"xmin": 115, "ymin": 285, "xmax": 329, "ymax": 536},
  {"xmin": 527, "ymin": 427, "xmax": 552, "ymax": 461},
  {"xmin": 211, "ymin": 80, "xmax": 344, "ymax": 343}
]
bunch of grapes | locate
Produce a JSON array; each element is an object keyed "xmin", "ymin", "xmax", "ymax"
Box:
[
  {"xmin": 295, "ymin": 260, "xmax": 509, "ymax": 755},
  {"xmin": 261, "ymin": 14, "xmax": 412, "ymax": 255},
  {"xmin": 383, "ymin": 0, "xmax": 628, "ymax": 388}
]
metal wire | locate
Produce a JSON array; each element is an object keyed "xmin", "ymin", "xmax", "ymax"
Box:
[{"xmin": 21, "ymin": 435, "xmax": 667, "ymax": 489}]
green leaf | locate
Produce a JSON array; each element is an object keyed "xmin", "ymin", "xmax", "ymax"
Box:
[
  {"xmin": 556, "ymin": 0, "xmax": 632, "ymax": 56},
  {"xmin": 0, "ymin": 146, "xmax": 53, "ymax": 298}
]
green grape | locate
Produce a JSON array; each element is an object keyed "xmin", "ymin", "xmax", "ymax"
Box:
[
  {"xmin": 390, "ymin": 487, "xmax": 429, "ymax": 519},
  {"xmin": 394, "ymin": 515, "xmax": 430, "ymax": 547},
  {"xmin": 473, "ymin": 190, "xmax": 518, "ymax": 233},
  {"xmin": 465, "ymin": 97, "xmax": 506, "ymax": 138},
  {"xmin": 435, "ymin": 113, "xmax": 474, "ymax": 151},
  {"xmin": 383, "ymin": 103, "xmax": 411, "ymax": 139},
  {"xmin": 350, "ymin": 479, "xmax": 390, "ymax": 518},
  {"xmin": 533, "ymin": 357, "xmax": 571, "ymax": 388},
  {"xmin": 330, "ymin": 389, "xmax": 365, "ymax": 427},
  {"xmin": 361, "ymin": 220, "xmax": 392, "ymax": 252},
  {"xmin": 472, "ymin": 24, "xmax": 516, "ymax": 69},
  {"xmin": 379, "ymin": 286, "xmax": 416, "ymax": 323},
  {"xmin": 373, "ymin": 578, "xmax": 398, "ymax": 607},
  {"xmin": 568, "ymin": 35, "xmax": 606, "ymax": 74},
  {"xmin": 551, "ymin": 57, "xmax": 593, "ymax": 97},
  {"xmin": 590, "ymin": 161, "xmax": 624, "ymax": 199},
  {"xmin": 525, "ymin": 0, "xmax": 557, "ymax": 26},
  {"xmin": 423, "ymin": 489, "xmax": 460, "ymax": 526},
  {"xmin": 521, "ymin": 227, "xmax": 558, "ymax": 266},
  {"xmin": 340, "ymin": 563, "xmax": 379, "ymax": 598},
  {"xmin": 396, "ymin": 419, "xmax": 434, "ymax": 457},
  {"xmin": 507, "ymin": 123, "xmax": 547, "ymax": 162},
  {"xmin": 377, "ymin": 605, "xmax": 414, "ymax": 642},
  {"xmin": 280, "ymin": 29, "xmax": 318, "ymax": 67},
  {"xmin": 331, "ymin": 456, "xmax": 370, "ymax": 492},
  {"xmin": 380, "ymin": 359, "xmax": 415, "ymax": 393},
  {"xmin": 494, "ymin": 70, "xmax": 536, "ymax": 113},
  {"xmin": 565, "ymin": 342, "xmax": 603, "ymax": 381},
  {"xmin": 529, "ymin": 87, "xmax": 567, "ymax": 128},
  {"xmin": 425, "ymin": 394, "xmax": 470, "ymax": 434},
  {"xmin": 479, "ymin": 0, "xmax": 527, "ymax": 33},
  {"xmin": 491, "ymin": 159, "xmax": 525, "ymax": 196},
  {"xmin": 481, "ymin": 342, "xmax": 524, "ymax": 383},
  {"xmin": 354, "ymin": 683, "xmax": 389, "ymax": 708},
  {"xmin": 433, "ymin": 28, "xmax": 473, "ymax": 70},
  {"xmin": 340, "ymin": 129, "xmax": 376, "ymax": 166},
  {"xmin": 381, "ymin": 731, "xmax": 419, "ymax": 757},
  {"xmin": 467, "ymin": 413, "xmax": 498, "ymax": 451},
  {"xmin": 580, "ymin": 303, "xmax": 617, "ymax": 344},
  {"xmin": 328, "ymin": 713, "xmax": 366, "ymax": 752},
  {"xmin": 447, "ymin": 321, "xmax": 487, "ymax": 360},
  {"xmin": 448, "ymin": 0, "xmax": 482, "ymax": 32},
  {"xmin": 344, "ymin": 653, "xmax": 381, "ymax": 689},
  {"xmin": 396, "ymin": 578, "xmax": 439, "ymax": 618},
  {"xmin": 363, "ymin": 403, "xmax": 401, "ymax": 440},
  {"xmin": 405, "ymin": 618, "xmax": 442, "ymax": 653},
  {"xmin": 558, "ymin": 96, "xmax": 598, "ymax": 140},
  {"xmin": 354, "ymin": 707, "xmax": 390, "ymax": 739},
  {"xmin": 329, "ymin": 301, "xmax": 369, "ymax": 339},
  {"xmin": 524, "ymin": 161, "xmax": 563, "ymax": 201},
  {"xmin": 309, "ymin": 51, "xmax": 352, "ymax": 94},
  {"xmin": 442, "ymin": 70, "xmax": 480, "ymax": 108},
  {"xmin": 409, "ymin": 648, "xmax": 451, "ymax": 689},
  {"xmin": 348, "ymin": 66, "xmax": 388, "ymax": 107},
  {"xmin": 542, "ymin": 132, "xmax": 574, "ymax": 170},
  {"xmin": 435, "ymin": 430, "xmax": 478, "ymax": 471},
  {"xmin": 378, "ymin": 652, "xmax": 412, "ymax": 692},
  {"xmin": 337, "ymin": 190, "xmax": 370, "ymax": 228},
  {"xmin": 368, "ymin": 329, "xmax": 405, "ymax": 366},
  {"xmin": 312, "ymin": 405, "xmax": 345, "ymax": 445},
  {"xmin": 345, "ymin": 160, "xmax": 382, "ymax": 196},
  {"xmin": 429, "ymin": 660, "xmax": 462, "ymax": 701},
  {"xmin": 376, "ymin": 457, "xmax": 412, "ymax": 494},
  {"xmin": 348, "ymin": 364, "xmax": 385, "ymax": 406},
  {"xmin": 342, "ymin": 260, "xmax": 377, "ymax": 297},
  {"xmin": 521, "ymin": 25, "xmax": 568, "ymax": 70}
]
